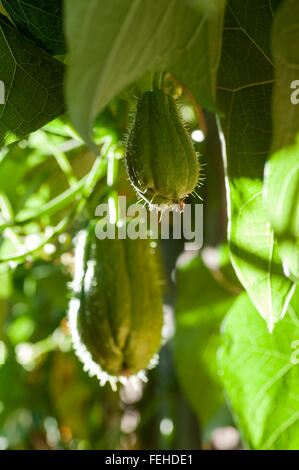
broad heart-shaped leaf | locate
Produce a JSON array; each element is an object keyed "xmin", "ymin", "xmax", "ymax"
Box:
[
  {"xmin": 264, "ymin": 0, "xmax": 299, "ymax": 282},
  {"xmin": 219, "ymin": 289, "xmax": 299, "ymax": 450},
  {"xmin": 217, "ymin": 0, "xmax": 295, "ymax": 331},
  {"xmin": 2, "ymin": 0, "xmax": 65, "ymax": 55},
  {"xmin": 65, "ymin": 0, "xmax": 225, "ymax": 146},
  {"xmin": 0, "ymin": 15, "xmax": 64, "ymax": 148},
  {"xmin": 172, "ymin": 246, "xmax": 241, "ymax": 428}
]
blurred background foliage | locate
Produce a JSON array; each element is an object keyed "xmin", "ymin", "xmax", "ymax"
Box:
[{"xmin": 0, "ymin": 90, "xmax": 243, "ymax": 450}]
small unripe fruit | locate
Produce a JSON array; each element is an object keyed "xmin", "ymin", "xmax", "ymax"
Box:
[{"xmin": 125, "ymin": 89, "xmax": 200, "ymax": 210}]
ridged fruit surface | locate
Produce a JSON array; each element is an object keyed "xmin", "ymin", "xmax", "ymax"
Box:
[
  {"xmin": 125, "ymin": 89, "xmax": 200, "ymax": 208},
  {"xmin": 71, "ymin": 224, "xmax": 164, "ymax": 378}
]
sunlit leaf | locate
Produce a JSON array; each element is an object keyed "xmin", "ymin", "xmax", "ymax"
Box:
[
  {"xmin": 219, "ymin": 288, "xmax": 299, "ymax": 449},
  {"xmin": 217, "ymin": 0, "xmax": 295, "ymax": 330},
  {"xmin": 264, "ymin": 0, "xmax": 299, "ymax": 282}
]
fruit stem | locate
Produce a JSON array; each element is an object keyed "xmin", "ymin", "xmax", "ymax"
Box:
[
  {"xmin": 152, "ymin": 71, "xmax": 165, "ymax": 90},
  {"xmin": 135, "ymin": 72, "xmax": 166, "ymax": 95}
]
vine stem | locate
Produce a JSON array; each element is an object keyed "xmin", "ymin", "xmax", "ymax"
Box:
[
  {"xmin": 152, "ymin": 71, "xmax": 165, "ymax": 90},
  {"xmin": 169, "ymin": 75, "xmax": 207, "ymax": 135},
  {"xmin": 135, "ymin": 71, "xmax": 166, "ymax": 95}
]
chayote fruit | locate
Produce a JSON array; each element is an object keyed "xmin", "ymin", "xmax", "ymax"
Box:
[
  {"xmin": 125, "ymin": 89, "xmax": 200, "ymax": 210},
  {"xmin": 69, "ymin": 223, "xmax": 164, "ymax": 388}
]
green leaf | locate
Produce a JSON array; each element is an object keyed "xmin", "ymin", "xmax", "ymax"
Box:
[
  {"xmin": 172, "ymin": 246, "xmax": 241, "ymax": 427},
  {"xmin": 264, "ymin": 0, "xmax": 299, "ymax": 282},
  {"xmin": 2, "ymin": 0, "xmax": 65, "ymax": 55},
  {"xmin": 0, "ymin": 15, "xmax": 64, "ymax": 147},
  {"xmin": 217, "ymin": 0, "xmax": 295, "ymax": 331},
  {"xmin": 65, "ymin": 0, "xmax": 225, "ymax": 146},
  {"xmin": 219, "ymin": 289, "xmax": 299, "ymax": 449}
]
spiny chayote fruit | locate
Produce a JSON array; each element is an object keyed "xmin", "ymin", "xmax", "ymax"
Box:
[
  {"xmin": 125, "ymin": 89, "xmax": 200, "ymax": 210},
  {"xmin": 69, "ymin": 224, "xmax": 164, "ymax": 389}
]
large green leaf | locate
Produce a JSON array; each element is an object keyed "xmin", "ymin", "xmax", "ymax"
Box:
[
  {"xmin": 217, "ymin": 0, "xmax": 295, "ymax": 331},
  {"xmin": 2, "ymin": 0, "xmax": 65, "ymax": 55},
  {"xmin": 219, "ymin": 289, "xmax": 299, "ymax": 449},
  {"xmin": 172, "ymin": 246, "xmax": 241, "ymax": 427},
  {"xmin": 0, "ymin": 15, "xmax": 64, "ymax": 147},
  {"xmin": 65, "ymin": 0, "xmax": 225, "ymax": 146},
  {"xmin": 264, "ymin": 0, "xmax": 299, "ymax": 282}
]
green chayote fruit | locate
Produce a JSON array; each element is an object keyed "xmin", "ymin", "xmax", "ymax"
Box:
[
  {"xmin": 125, "ymin": 89, "xmax": 200, "ymax": 209},
  {"xmin": 69, "ymin": 223, "xmax": 164, "ymax": 388}
]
